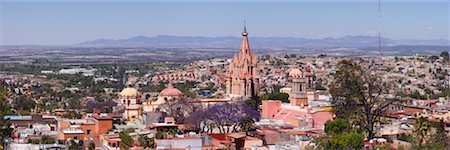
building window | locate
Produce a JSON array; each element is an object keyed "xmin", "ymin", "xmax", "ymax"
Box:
[{"xmin": 87, "ymin": 129, "xmax": 91, "ymax": 134}]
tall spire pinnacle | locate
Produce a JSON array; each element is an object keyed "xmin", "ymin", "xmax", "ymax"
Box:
[
  {"xmin": 240, "ymin": 22, "xmax": 250, "ymax": 54},
  {"xmin": 242, "ymin": 20, "xmax": 248, "ymax": 36}
]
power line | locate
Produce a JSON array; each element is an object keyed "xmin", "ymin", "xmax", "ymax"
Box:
[{"xmin": 378, "ymin": 0, "xmax": 382, "ymax": 58}]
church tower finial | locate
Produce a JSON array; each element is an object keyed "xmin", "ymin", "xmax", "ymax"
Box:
[{"xmin": 242, "ymin": 20, "xmax": 248, "ymax": 36}]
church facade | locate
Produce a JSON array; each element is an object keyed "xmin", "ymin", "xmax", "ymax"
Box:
[{"xmin": 226, "ymin": 26, "xmax": 259, "ymax": 99}]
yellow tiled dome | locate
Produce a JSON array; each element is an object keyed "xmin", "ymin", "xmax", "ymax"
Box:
[
  {"xmin": 120, "ymin": 87, "xmax": 138, "ymax": 97},
  {"xmin": 289, "ymin": 68, "xmax": 303, "ymax": 78}
]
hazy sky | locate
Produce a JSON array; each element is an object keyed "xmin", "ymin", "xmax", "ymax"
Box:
[{"xmin": 0, "ymin": 0, "xmax": 448, "ymax": 45}]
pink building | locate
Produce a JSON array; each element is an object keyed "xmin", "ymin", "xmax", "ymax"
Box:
[
  {"xmin": 226, "ymin": 25, "xmax": 259, "ymax": 99},
  {"xmin": 261, "ymin": 100, "xmax": 333, "ymax": 128}
]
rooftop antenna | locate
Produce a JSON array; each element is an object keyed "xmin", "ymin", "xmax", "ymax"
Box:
[{"xmin": 378, "ymin": 0, "xmax": 382, "ymax": 58}]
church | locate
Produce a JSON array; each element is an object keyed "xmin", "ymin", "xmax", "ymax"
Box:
[{"xmin": 226, "ymin": 25, "xmax": 260, "ymax": 99}]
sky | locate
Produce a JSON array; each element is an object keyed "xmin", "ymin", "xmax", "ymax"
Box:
[{"xmin": 0, "ymin": 0, "xmax": 448, "ymax": 45}]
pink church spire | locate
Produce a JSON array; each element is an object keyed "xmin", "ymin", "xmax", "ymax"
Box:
[{"xmin": 226, "ymin": 23, "xmax": 260, "ymax": 99}]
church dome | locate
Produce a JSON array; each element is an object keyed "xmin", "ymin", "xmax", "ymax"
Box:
[
  {"xmin": 304, "ymin": 66, "xmax": 314, "ymax": 77},
  {"xmin": 289, "ymin": 68, "xmax": 303, "ymax": 78},
  {"xmin": 159, "ymin": 86, "xmax": 183, "ymax": 97},
  {"xmin": 120, "ymin": 87, "xmax": 138, "ymax": 97}
]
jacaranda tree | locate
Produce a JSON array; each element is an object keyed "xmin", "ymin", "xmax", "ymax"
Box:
[{"xmin": 186, "ymin": 103, "xmax": 259, "ymax": 134}]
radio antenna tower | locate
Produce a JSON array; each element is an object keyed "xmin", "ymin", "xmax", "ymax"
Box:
[{"xmin": 378, "ymin": 0, "xmax": 382, "ymax": 57}]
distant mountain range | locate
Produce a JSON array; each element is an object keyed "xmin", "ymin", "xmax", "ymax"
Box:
[{"xmin": 78, "ymin": 35, "xmax": 450, "ymax": 48}]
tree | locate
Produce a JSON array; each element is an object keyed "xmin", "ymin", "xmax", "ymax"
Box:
[
  {"xmin": 64, "ymin": 111, "xmax": 82, "ymax": 119},
  {"xmin": 68, "ymin": 98, "xmax": 82, "ymax": 109},
  {"xmin": 68, "ymin": 141, "xmax": 81, "ymax": 150},
  {"xmin": 40, "ymin": 135, "xmax": 55, "ymax": 144},
  {"xmin": 440, "ymin": 51, "xmax": 449, "ymax": 62},
  {"xmin": 414, "ymin": 117, "xmax": 430, "ymax": 147},
  {"xmin": 410, "ymin": 118, "xmax": 449, "ymax": 149},
  {"xmin": 138, "ymin": 135, "xmax": 154, "ymax": 148},
  {"xmin": 119, "ymin": 129, "xmax": 134, "ymax": 149},
  {"xmin": 324, "ymin": 118, "xmax": 349, "ymax": 135},
  {"xmin": 330, "ymin": 59, "xmax": 399, "ymax": 139},
  {"xmin": 245, "ymin": 96, "xmax": 260, "ymax": 111},
  {"xmin": 430, "ymin": 120, "xmax": 449, "ymax": 149},
  {"xmin": 262, "ymin": 92, "xmax": 289, "ymax": 103},
  {"xmin": 186, "ymin": 103, "xmax": 259, "ymax": 134},
  {"xmin": 0, "ymin": 89, "xmax": 13, "ymax": 150},
  {"xmin": 320, "ymin": 118, "xmax": 365, "ymax": 149},
  {"xmin": 13, "ymin": 96, "xmax": 36, "ymax": 112},
  {"xmin": 240, "ymin": 115, "xmax": 255, "ymax": 135},
  {"xmin": 327, "ymin": 131, "xmax": 365, "ymax": 149},
  {"xmin": 158, "ymin": 98, "xmax": 200, "ymax": 124},
  {"xmin": 272, "ymin": 85, "xmax": 284, "ymax": 93},
  {"xmin": 429, "ymin": 55, "xmax": 439, "ymax": 62}
]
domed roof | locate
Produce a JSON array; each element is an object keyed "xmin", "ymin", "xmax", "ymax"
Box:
[
  {"xmin": 120, "ymin": 87, "xmax": 139, "ymax": 97},
  {"xmin": 159, "ymin": 86, "xmax": 183, "ymax": 97},
  {"xmin": 304, "ymin": 66, "xmax": 314, "ymax": 77},
  {"xmin": 289, "ymin": 68, "xmax": 303, "ymax": 78}
]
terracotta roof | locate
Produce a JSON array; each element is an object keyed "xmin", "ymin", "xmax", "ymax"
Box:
[
  {"xmin": 159, "ymin": 86, "xmax": 183, "ymax": 97},
  {"xmin": 208, "ymin": 133, "xmax": 228, "ymax": 141},
  {"xmin": 227, "ymin": 133, "xmax": 246, "ymax": 139}
]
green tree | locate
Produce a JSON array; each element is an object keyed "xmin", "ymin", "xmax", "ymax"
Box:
[
  {"xmin": 327, "ymin": 131, "xmax": 365, "ymax": 149},
  {"xmin": 138, "ymin": 135, "xmax": 154, "ymax": 148},
  {"xmin": 155, "ymin": 131, "xmax": 164, "ymax": 139},
  {"xmin": 330, "ymin": 59, "xmax": 399, "ymax": 139},
  {"xmin": 321, "ymin": 118, "xmax": 365, "ymax": 149},
  {"xmin": 63, "ymin": 111, "xmax": 82, "ymax": 119},
  {"xmin": 240, "ymin": 115, "xmax": 255, "ymax": 135},
  {"xmin": 317, "ymin": 129, "xmax": 365, "ymax": 150},
  {"xmin": 262, "ymin": 92, "xmax": 289, "ymax": 103},
  {"xmin": 245, "ymin": 96, "xmax": 260, "ymax": 111},
  {"xmin": 414, "ymin": 117, "xmax": 430, "ymax": 147},
  {"xmin": 41, "ymin": 135, "xmax": 55, "ymax": 144},
  {"xmin": 0, "ymin": 89, "xmax": 13, "ymax": 150},
  {"xmin": 68, "ymin": 98, "xmax": 81, "ymax": 109},
  {"xmin": 14, "ymin": 96, "xmax": 36, "ymax": 112},
  {"xmin": 119, "ymin": 129, "xmax": 134, "ymax": 149},
  {"xmin": 430, "ymin": 120, "xmax": 448, "ymax": 149},
  {"xmin": 272, "ymin": 85, "xmax": 284, "ymax": 93},
  {"xmin": 68, "ymin": 141, "xmax": 81, "ymax": 150},
  {"xmin": 324, "ymin": 118, "xmax": 349, "ymax": 135},
  {"xmin": 409, "ymin": 118, "xmax": 450, "ymax": 150},
  {"xmin": 440, "ymin": 51, "xmax": 449, "ymax": 62}
]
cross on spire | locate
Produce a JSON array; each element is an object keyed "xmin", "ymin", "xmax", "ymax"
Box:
[{"xmin": 242, "ymin": 20, "xmax": 248, "ymax": 36}]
